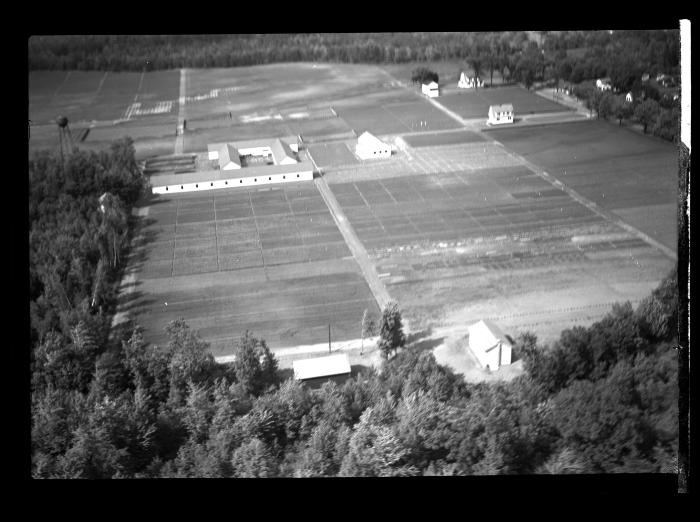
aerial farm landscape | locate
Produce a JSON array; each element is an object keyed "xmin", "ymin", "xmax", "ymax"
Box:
[{"xmin": 29, "ymin": 32, "xmax": 685, "ymax": 479}]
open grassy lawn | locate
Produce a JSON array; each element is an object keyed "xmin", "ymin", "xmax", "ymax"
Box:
[
  {"xmin": 124, "ymin": 182, "xmax": 379, "ymax": 354},
  {"xmin": 486, "ymin": 120, "xmax": 678, "ymax": 250}
]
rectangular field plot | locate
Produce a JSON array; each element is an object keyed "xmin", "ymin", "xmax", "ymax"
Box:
[
  {"xmin": 336, "ymin": 106, "xmax": 409, "ymax": 135},
  {"xmin": 403, "ymin": 130, "xmax": 485, "ymax": 148},
  {"xmin": 383, "ymin": 101, "xmax": 461, "ymax": 132},
  {"xmin": 126, "ymin": 181, "xmax": 380, "ymax": 350},
  {"xmin": 438, "ymin": 86, "xmax": 570, "ymax": 120},
  {"xmin": 308, "ymin": 142, "xmax": 359, "ymax": 169},
  {"xmin": 487, "ymin": 120, "xmax": 678, "ymax": 250}
]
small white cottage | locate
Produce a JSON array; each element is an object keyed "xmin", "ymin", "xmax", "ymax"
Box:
[
  {"xmin": 421, "ymin": 81, "xmax": 439, "ymax": 98},
  {"xmin": 487, "ymin": 104, "xmax": 514, "ymax": 125},
  {"xmin": 467, "ymin": 319, "xmax": 512, "ymax": 371}
]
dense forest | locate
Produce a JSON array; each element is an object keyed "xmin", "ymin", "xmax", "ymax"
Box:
[
  {"xmin": 29, "ymin": 142, "xmax": 679, "ymax": 477},
  {"xmin": 29, "ymin": 32, "xmax": 679, "ymax": 86}
]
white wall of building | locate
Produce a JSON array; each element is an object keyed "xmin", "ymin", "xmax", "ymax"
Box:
[{"xmin": 151, "ymin": 170, "xmax": 313, "ymax": 195}]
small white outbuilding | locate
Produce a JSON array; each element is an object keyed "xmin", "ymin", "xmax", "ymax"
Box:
[
  {"xmin": 421, "ymin": 81, "xmax": 439, "ymax": 98},
  {"xmin": 293, "ymin": 353, "xmax": 352, "ymax": 386},
  {"xmin": 488, "ymin": 104, "xmax": 514, "ymax": 125},
  {"xmin": 355, "ymin": 131, "xmax": 391, "ymax": 160},
  {"xmin": 625, "ymin": 92, "xmax": 633, "ymax": 103},
  {"xmin": 467, "ymin": 319, "xmax": 512, "ymax": 371}
]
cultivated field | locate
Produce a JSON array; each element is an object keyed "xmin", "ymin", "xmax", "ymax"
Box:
[
  {"xmin": 487, "ymin": 120, "xmax": 678, "ymax": 250},
  {"xmin": 325, "ymin": 137, "xmax": 675, "ymax": 347},
  {"xmin": 125, "ymin": 182, "xmax": 380, "ymax": 354},
  {"xmin": 32, "ymin": 61, "xmax": 677, "ymax": 375},
  {"xmin": 438, "ymin": 85, "xmax": 573, "ymax": 120}
]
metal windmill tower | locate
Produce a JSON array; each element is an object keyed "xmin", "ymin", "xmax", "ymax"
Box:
[{"xmin": 56, "ymin": 115, "xmax": 74, "ymax": 163}]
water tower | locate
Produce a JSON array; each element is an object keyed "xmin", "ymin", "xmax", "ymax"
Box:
[{"xmin": 56, "ymin": 115, "xmax": 74, "ymax": 162}]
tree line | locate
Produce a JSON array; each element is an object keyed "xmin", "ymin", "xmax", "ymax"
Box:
[
  {"xmin": 572, "ymin": 83, "xmax": 680, "ymax": 142},
  {"xmin": 29, "ymin": 32, "xmax": 679, "ymax": 88}
]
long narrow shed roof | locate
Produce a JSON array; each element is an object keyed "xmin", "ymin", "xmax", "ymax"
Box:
[
  {"xmin": 149, "ymin": 160, "xmax": 314, "ymax": 187},
  {"xmin": 293, "ymin": 353, "xmax": 351, "ymax": 381}
]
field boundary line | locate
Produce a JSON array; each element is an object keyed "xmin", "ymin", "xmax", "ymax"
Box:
[
  {"xmin": 175, "ymin": 68, "xmax": 187, "ymax": 154},
  {"xmin": 53, "ymin": 71, "xmax": 71, "ymax": 98},
  {"xmin": 248, "ymin": 190, "xmax": 268, "ymax": 280},
  {"xmin": 95, "ymin": 72, "xmax": 108, "ymax": 98},
  {"xmin": 213, "ymin": 195, "xmax": 220, "ymax": 271},
  {"xmin": 315, "ymin": 175, "xmax": 392, "ymax": 310}
]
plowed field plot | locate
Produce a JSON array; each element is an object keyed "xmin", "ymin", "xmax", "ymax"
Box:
[
  {"xmin": 126, "ymin": 182, "xmax": 378, "ymax": 353},
  {"xmin": 403, "ymin": 130, "xmax": 485, "ymax": 147},
  {"xmin": 326, "ymin": 142, "xmax": 674, "ymax": 343},
  {"xmin": 438, "ymin": 85, "xmax": 571, "ymax": 120},
  {"xmin": 486, "ymin": 120, "xmax": 678, "ymax": 250},
  {"xmin": 308, "ymin": 142, "xmax": 359, "ymax": 168}
]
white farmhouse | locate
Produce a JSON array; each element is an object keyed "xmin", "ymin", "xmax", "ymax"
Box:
[
  {"xmin": 596, "ymin": 78, "xmax": 612, "ymax": 91},
  {"xmin": 467, "ymin": 319, "xmax": 512, "ymax": 371},
  {"xmin": 487, "ymin": 104, "xmax": 514, "ymax": 125},
  {"xmin": 355, "ymin": 131, "xmax": 391, "ymax": 160},
  {"xmin": 421, "ymin": 81, "xmax": 439, "ymax": 98},
  {"xmin": 458, "ymin": 72, "xmax": 484, "ymax": 89}
]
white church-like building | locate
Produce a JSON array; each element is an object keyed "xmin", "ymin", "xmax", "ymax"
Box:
[
  {"xmin": 467, "ymin": 319, "xmax": 513, "ymax": 371},
  {"xmin": 487, "ymin": 104, "xmax": 514, "ymax": 125},
  {"xmin": 458, "ymin": 72, "xmax": 484, "ymax": 89},
  {"xmin": 355, "ymin": 131, "xmax": 391, "ymax": 160}
]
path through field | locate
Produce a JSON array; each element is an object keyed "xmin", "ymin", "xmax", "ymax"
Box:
[
  {"xmin": 315, "ymin": 175, "xmax": 392, "ymax": 311},
  {"xmin": 175, "ymin": 68, "xmax": 187, "ymax": 154}
]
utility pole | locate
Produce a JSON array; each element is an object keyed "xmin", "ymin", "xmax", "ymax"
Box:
[{"xmin": 328, "ymin": 323, "xmax": 331, "ymax": 353}]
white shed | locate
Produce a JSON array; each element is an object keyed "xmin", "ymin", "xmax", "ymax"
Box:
[
  {"xmin": 488, "ymin": 104, "xmax": 514, "ymax": 125},
  {"xmin": 421, "ymin": 81, "xmax": 439, "ymax": 98},
  {"xmin": 467, "ymin": 319, "xmax": 512, "ymax": 370},
  {"xmin": 625, "ymin": 92, "xmax": 633, "ymax": 103},
  {"xmin": 355, "ymin": 131, "xmax": 391, "ymax": 160},
  {"xmin": 293, "ymin": 353, "xmax": 351, "ymax": 384}
]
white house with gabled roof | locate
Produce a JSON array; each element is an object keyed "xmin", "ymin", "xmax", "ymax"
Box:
[
  {"xmin": 355, "ymin": 131, "xmax": 391, "ymax": 160},
  {"xmin": 468, "ymin": 319, "xmax": 512, "ymax": 370},
  {"xmin": 487, "ymin": 104, "xmax": 514, "ymax": 125}
]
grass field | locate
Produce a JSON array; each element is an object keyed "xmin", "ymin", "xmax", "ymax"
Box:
[
  {"xmin": 486, "ymin": 120, "xmax": 678, "ymax": 250},
  {"xmin": 402, "ymin": 129, "xmax": 485, "ymax": 148},
  {"xmin": 125, "ymin": 182, "xmax": 380, "ymax": 353},
  {"xmin": 438, "ymin": 85, "xmax": 571, "ymax": 120}
]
